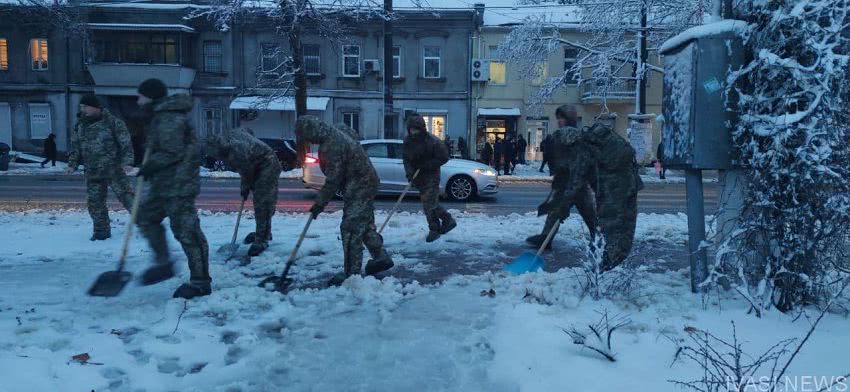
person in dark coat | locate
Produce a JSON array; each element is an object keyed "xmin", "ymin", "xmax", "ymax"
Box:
[
  {"xmin": 41, "ymin": 133, "xmax": 57, "ymax": 168},
  {"xmin": 457, "ymin": 137, "xmax": 469, "ymax": 160},
  {"xmin": 443, "ymin": 136, "xmax": 453, "ymax": 157},
  {"xmin": 502, "ymin": 136, "xmax": 516, "ymax": 175},
  {"xmin": 656, "ymin": 141, "xmax": 666, "ymax": 179},
  {"xmin": 493, "ymin": 137, "xmax": 504, "ymax": 174},
  {"xmin": 481, "ymin": 140, "xmax": 493, "ymax": 166},
  {"xmin": 539, "ymin": 134, "xmax": 552, "ymax": 173},
  {"xmin": 516, "ymin": 134, "xmax": 528, "ymax": 164}
]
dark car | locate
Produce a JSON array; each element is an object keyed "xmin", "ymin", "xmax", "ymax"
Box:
[{"xmin": 204, "ymin": 138, "xmax": 298, "ymax": 172}]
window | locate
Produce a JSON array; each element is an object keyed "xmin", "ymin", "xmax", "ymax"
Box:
[
  {"xmin": 392, "ymin": 46, "xmax": 401, "ymax": 78},
  {"xmin": 303, "ymin": 44, "xmax": 320, "ymax": 75},
  {"xmin": 423, "ymin": 46, "xmax": 441, "ymax": 78},
  {"xmin": 343, "ymin": 112, "xmax": 360, "ymax": 133},
  {"xmin": 203, "ymin": 41, "xmax": 223, "ymax": 73},
  {"xmin": 150, "ymin": 35, "xmax": 178, "ymax": 64},
  {"xmin": 30, "ymin": 39, "xmax": 48, "ymax": 71},
  {"xmin": 261, "ymin": 43, "xmax": 280, "ymax": 73},
  {"xmin": 93, "ymin": 33, "xmax": 181, "ymax": 65},
  {"xmin": 564, "ymin": 47, "xmax": 580, "ymax": 84},
  {"xmin": 421, "ymin": 114, "xmax": 446, "ymax": 139},
  {"xmin": 204, "ymin": 108, "xmax": 225, "ymax": 136},
  {"xmin": 342, "ymin": 45, "xmax": 360, "ymax": 77},
  {"xmin": 364, "ymin": 143, "xmax": 389, "ymax": 158},
  {"xmin": 488, "ymin": 45, "xmax": 505, "ymax": 85},
  {"xmin": 532, "ymin": 63, "xmax": 548, "ymax": 86},
  {"xmin": 0, "ymin": 38, "xmax": 7, "ymax": 70}
]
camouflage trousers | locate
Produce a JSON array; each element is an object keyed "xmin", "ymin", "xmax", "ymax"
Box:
[
  {"xmin": 85, "ymin": 174, "xmax": 134, "ymax": 236},
  {"xmin": 137, "ymin": 195, "xmax": 210, "ymax": 284},
  {"xmin": 340, "ymin": 185, "xmax": 387, "ymax": 277},
  {"xmin": 543, "ymin": 184, "xmax": 597, "ymax": 239},
  {"xmin": 596, "ymin": 172, "xmax": 638, "ymax": 270},
  {"xmin": 416, "ymin": 175, "xmax": 451, "ymax": 232},
  {"xmin": 250, "ymin": 156, "xmax": 281, "ymax": 244}
]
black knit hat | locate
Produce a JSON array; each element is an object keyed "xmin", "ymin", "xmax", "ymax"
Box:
[
  {"xmin": 79, "ymin": 94, "xmax": 102, "ymax": 109},
  {"xmin": 138, "ymin": 78, "xmax": 168, "ymax": 100}
]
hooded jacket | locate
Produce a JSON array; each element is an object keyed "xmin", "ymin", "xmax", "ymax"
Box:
[
  {"xmin": 402, "ymin": 130, "xmax": 449, "ymax": 185},
  {"xmin": 295, "ymin": 115, "xmax": 379, "ymax": 207}
]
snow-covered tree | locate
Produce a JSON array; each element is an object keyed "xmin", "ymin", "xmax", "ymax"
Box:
[
  {"xmin": 713, "ymin": 0, "xmax": 850, "ymax": 313},
  {"xmin": 498, "ymin": 0, "xmax": 709, "ymax": 110}
]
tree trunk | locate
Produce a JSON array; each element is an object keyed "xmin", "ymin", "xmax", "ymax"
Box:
[{"xmin": 288, "ymin": 0, "xmax": 308, "ymax": 166}]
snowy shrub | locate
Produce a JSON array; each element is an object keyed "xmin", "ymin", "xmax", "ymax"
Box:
[
  {"xmin": 563, "ymin": 309, "xmax": 631, "ymax": 362},
  {"xmin": 713, "ymin": 0, "xmax": 850, "ymax": 313}
]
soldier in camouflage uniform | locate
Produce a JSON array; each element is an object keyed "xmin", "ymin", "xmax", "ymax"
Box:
[
  {"xmin": 578, "ymin": 120, "xmax": 643, "ymax": 271},
  {"xmin": 402, "ymin": 114, "xmax": 457, "ymax": 242},
  {"xmin": 295, "ymin": 115, "xmax": 394, "ymax": 286},
  {"xmin": 134, "ymin": 79, "xmax": 211, "ymax": 299},
  {"xmin": 206, "ymin": 128, "xmax": 281, "ymax": 256},
  {"xmin": 66, "ymin": 94, "xmax": 136, "ymax": 241},
  {"xmin": 526, "ymin": 105, "xmax": 597, "ymax": 250}
]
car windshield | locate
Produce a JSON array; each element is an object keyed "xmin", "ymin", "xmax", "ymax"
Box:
[{"xmin": 364, "ymin": 143, "xmax": 389, "ymax": 158}]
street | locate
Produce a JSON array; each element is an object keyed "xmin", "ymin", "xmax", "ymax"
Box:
[{"xmin": 0, "ymin": 175, "xmax": 719, "ymax": 215}]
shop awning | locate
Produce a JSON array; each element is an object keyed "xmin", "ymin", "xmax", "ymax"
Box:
[
  {"xmin": 478, "ymin": 107, "xmax": 521, "ymax": 116},
  {"xmin": 86, "ymin": 23, "xmax": 196, "ymax": 33},
  {"xmin": 229, "ymin": 96, "xmax": 330, "ymax": 112}
]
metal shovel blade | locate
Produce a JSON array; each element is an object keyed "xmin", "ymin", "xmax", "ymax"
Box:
[
  {"xmin": 503, "ymin": 251, "xmax": 544, "ymax": 275},
  {"xmin": 87, "ymin": 270, "xmax": 133, "ymax": 297},
  {"xmin": 257, "ymin": 275, "xmax": 294, "ymax": 293}
]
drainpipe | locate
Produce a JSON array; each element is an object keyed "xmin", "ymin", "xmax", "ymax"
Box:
[{"xmin": 64, "ymin": 34, "xmax": 71, "ymax": 154}]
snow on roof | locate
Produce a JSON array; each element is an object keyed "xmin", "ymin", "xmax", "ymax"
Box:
[
  {"xmin": 478, "ymin": 107, "xmax": 521, "ymax": 116},
  {"xmin": 230, "ymin": 96, "xmax": 330, "ymax": 112},
  {"xmin": 80, "ymin": 2, "xmax": 200, "ymax": 10},
  {"xmin": 87, "ymin": 23, "xmax": 195, "ymax": 32},
  {"xmin": 659, "ymin": 19, "xmax": 750, "ymax": 54}
]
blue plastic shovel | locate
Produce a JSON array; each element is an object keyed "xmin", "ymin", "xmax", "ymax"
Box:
[{"xmin": 503, "ymin": 220, "xmax": 560, "ymax": 274}]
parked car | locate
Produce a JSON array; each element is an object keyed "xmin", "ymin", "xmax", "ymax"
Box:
[
  {"xmin": 204, "ymin": 137, "xmax": 298, "ymax": 172},
  {"xmin": 302, "ymin": 139, "xmax": 499, "ymax": 201}
]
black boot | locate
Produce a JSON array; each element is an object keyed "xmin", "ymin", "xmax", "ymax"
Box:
[
  {"xmin": 365, "ymin": 254, "xmax": 395, "ymax": 276},
  {"xmin": 173, "ymin": 282, "xmax": 211, "ymax": 299},
  {"xmin": 525, "ymin": 234, "xmax": 553, "ymax": 250},
  {"xmin": 439, "ymin": 215, "xmax": 457, "ymax": 235},
  {"xmin": 327, "ymin": 272, "xmax": 349, "ymax": 287},
  {"xmin": 244, "ymin": 232, "xmax": 274, "ymax": 244},
  {"xmin": 247, "ymin": 241, "xmax": 269, "ymax": 257},
  {"xmin": 426, "ymin": 231, "xmax": 441, "ymax": 243},
  {"xmin": 140, "ymin": 263, "xmax": 175, "ymax": 286},
  {"xmin": 90, "ymin": 232, "xmax": 112, "ymax": 241}
]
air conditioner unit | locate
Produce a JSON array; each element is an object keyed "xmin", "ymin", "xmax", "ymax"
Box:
[
  {"xmin": 364, "ymin": 59, "xmax": 381, "ymax": 73},
  {"xmin": 471, "ymin": 58, "xmax": 490, "ymax": 82}
]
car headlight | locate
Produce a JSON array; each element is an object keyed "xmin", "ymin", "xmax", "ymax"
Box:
[{"xmin": 474, "ymin": 168, "xmax": 497, "ymax": 177}]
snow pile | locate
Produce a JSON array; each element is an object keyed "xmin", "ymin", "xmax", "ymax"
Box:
[
  {"xmin": 0, "ymin": 161, "xmax": 78, "ymax": 176},
  {"xmin": 200, "ymin": 167, "xmax": 303, "ymax": 180},
  {"xmin": 659, "ymin": 19, "xmax": 750, "ymax": 54},
  {"xmin": 0, "ymin": 210, "xmax": 845, "ymax": 391},
  {"xmin": 497, "ymin": 162, "xmax": 553, "ymax": 182}
]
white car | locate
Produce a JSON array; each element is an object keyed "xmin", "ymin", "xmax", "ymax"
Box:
[{"xmin": 302, "ymin": 139, "xmax": 499, "ymax": 201}]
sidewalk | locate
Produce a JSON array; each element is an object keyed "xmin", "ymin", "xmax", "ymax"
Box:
[{"xmin": 498, "ymin": 161, "xmax": 719, "ymax": 184}]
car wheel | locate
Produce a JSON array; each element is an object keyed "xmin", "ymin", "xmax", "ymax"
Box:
[
  {"xmin": 447, "ymin": 175, "xmax": 477, "ymax": 201},
  {"xmin": 280, "ymin": 160, "xmax": 292, "ymax": 172}
]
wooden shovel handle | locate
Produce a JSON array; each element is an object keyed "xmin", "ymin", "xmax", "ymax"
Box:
[
  {"xmin": 117, "ymin": 148, "xmax": 151, "ymax": 271},
  {"xmin": 378, "ymin": 169, "xmax": 420, "ymax": 234}
]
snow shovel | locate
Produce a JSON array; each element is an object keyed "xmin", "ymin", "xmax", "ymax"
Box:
[
  {"xmin": 218, "ymin": 198, "xmax": 246, "ymax": 261},
  {"xmin": 258, "ymin": 215, "xmax": 314, "ymax": 292},
  {"xmin": 378, "ymin": 169, "xmax": 419, "ymax": 234},
  {"xmin": 87, "ymin": 150, "xmax": 149, "ymax": 297},
  {"xmin": 503, "ymin": 220, "xmax": 560, "ymax": 275}
]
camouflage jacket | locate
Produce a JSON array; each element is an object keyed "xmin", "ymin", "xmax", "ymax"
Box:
[
  {"xmin": 580, "ymin": 123, "xmax": 643, "ymax": 193},
  {"xmin": 141, "ymin": 94, "xmax": 200, "ymax": 198},
  {"xmin": 206, "ymin": 128, "xmax": 277, "ymax": 189},
  {"xmin": 548, "ymin": 126, "xmax": 597, "ymax": 202},
  {"xmin": 296, "ymin": 115, "xmax": 378, "ymax": 207},
  {"xmin": 402, "ymin": 131, "xmax": 449, "ymax": 184},
  {"xmin": 68, "ymin": 109, "xmax": 134, "ymax": 179}
]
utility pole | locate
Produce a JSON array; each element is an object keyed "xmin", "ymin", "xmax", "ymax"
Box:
[
  {"xmin": 637, "ymin": 1, "xmax": 648, "ymax": 115},
  {"xmin": 383, "ymin": 0, "xmax": 394, "ymax": 139}
]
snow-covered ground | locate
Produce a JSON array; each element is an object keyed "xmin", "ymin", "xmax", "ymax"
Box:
[
  {"xmin": 0, "ymin": 210, "xmax": 846, "ymax": 391},
  {"xmin": 497, "ymin": 161, "xmax": 717, "ymax": 184}
]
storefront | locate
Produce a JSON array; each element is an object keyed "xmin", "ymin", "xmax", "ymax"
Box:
[
  {"xmin": 475, "ymin": 107, "xmax": 520, "ymax": 158},
  {"xmin": 525, "ymin": 117, "xmax": 549, "ymax": 161}
]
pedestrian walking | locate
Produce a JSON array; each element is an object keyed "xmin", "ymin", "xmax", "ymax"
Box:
[
  {"xmin": 656, "ymin": 141, "xmax": 666, "ymax": 179},
  {"xmin": 516, "ymin": 134, "xmax": 528, "ymax": 165},
  {"xmin": 481, "ymin": 140, "xmax": 493, "ymax": 166},
  {"xmin": 539, "ymin": 134, "xmax": 552, "ymax": 173},
  {"xmin": 458, "ymin": 137, "xmax": 469, "ymax": 160},
  {"xmin": 503, "ymin": 136, "xmax": 516, "ymax": 175},
  {"xmin": 66, "ymin": 94, "xmax": 136, "ymax": 241},
  {"xmin": 134, "ymin": 78, "xmax": 211, "ymax": 299},
  {"xmin": 493, "ymin": 137, "xmax": 504, "ymax": 175},
  {"xmin": 41, "ymin": 133, "xmax": 57, "ymax": 167}
]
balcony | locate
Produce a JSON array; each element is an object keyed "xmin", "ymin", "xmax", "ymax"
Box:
[
  {"xmin": 88, "ymin": 64, "xmax": 196, "ymax": 96},
  {"xmin": 580, "ymin": 77, "xmax": 637, "ymax": 103}
]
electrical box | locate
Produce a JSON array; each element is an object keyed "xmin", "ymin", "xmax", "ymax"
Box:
[
  {"xmin": 471, "ymin": 58, "xmax": 490, "ymax": 82},
  {"xmin": 660, "ymin": 31, "xmax": 745, "ymax": 170}
]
